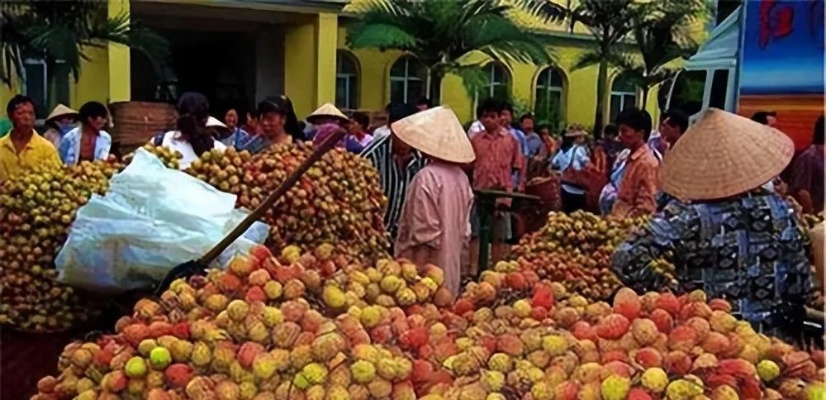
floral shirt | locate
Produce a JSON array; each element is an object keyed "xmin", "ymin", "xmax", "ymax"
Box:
[
  {"xmin": 611, "ymin": 145, "xmax": 659, "ymax": 218},
  {"xmin": 58, "ymin": 127, "xmax": 112, "ymax": 166},
  {"xmin": 612, "ymin": 192, "xmax": 811, "ymax": 340}
]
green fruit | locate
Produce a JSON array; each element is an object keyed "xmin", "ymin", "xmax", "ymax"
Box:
[
  {"xmin": 149, "ymin": 347, "xmax": 172, "ymax": 370},
  {"xmin": 125, "ymin": 357, "xmax": 147, "ymax": 378}
]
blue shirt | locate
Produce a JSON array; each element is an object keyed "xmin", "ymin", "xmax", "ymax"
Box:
[
  {"xmin": 58, "ymin": 127, "xmax": 112, "ymax": 165},
  {"xmin": 218, "ymin": 127, "xmax": 246, "ymax": 148},
  {"xmin": 551, "ymin": 145, "xmax": 589, "ymax": 195},
  {"xmin": 524, "ymin": 132, "xmax": 544, "ymax": 157},
  {"xmin": 235, "ymin": 130, "xmax": 275, "ymax": 154},
  {"xmin": 508, "ymin": 127, "xmax": 529, "ymax": 188},
  {"xmin": 612, "ymin": 192, "xmax": 810, "ymax": 341}
]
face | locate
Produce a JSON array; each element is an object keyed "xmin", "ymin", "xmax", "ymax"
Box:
[
  {"xmin": 348, "ymin": 120, "xmax": 363, "ymax": 135},
  {"xmin": 521, "ymin": 118, "xmax": 534, "ymax": 133},
  {"xmin": 225, "ymin": 109, "xmax": 238, "ymax": 129},
  {"xmin": 260, "ymin": 112, "xmax": 284, "ymax": 135},
  {"xmin": 539, "ymin": 127, "xmax": 551, "ymax": 137},
  {"xmin": 87, "ymin": 115, "xmax": 107, "ymax": 131},
  {"xmin": 480, "ymin": 111, "xmax": 500, "ymax": 133},
  {"xmin": 500, "ymin": 110, "xmax": 513, "ymax": 126},
  {"xmin": 11, "ymin": 102, "xmax": 35, "ymax": 129},
  {"xmin": 766, "ymin": 115, "xmax": 777, "ymax": 127},
  {"xmin": 618, "ymin": 124, "xmax": 644, "ymax": 147},
  {"xmin": 659, "ymin": 117, "xmax": 681, "ymax": 144}
]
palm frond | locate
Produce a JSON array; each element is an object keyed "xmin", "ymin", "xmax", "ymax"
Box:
[
  {"xmin": 346, "ymin": 22, "xmax": 419, "ymax": 51},
  {"xmin": 571, "ymin": 51, "xmax": 604, "ymax": 71}
]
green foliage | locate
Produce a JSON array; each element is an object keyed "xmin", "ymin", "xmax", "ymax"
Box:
[
  {"xmin": 0, "ymin": 0, "xmax": 169, "ymax": 87},
  {"xmin": 346, "ymin": 0, "xmax": 560, "ymax": 101}
]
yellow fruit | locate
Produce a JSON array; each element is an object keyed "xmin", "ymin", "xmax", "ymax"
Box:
[
  {"xmin": 531, "ymin": 381, "xmax": 554, "ymax": 400},
  {"xmin": 757, "ymin": 360, "xmax": 780, "ymax": 382},
  {"xmin": 395, "ymin": 287, "xmax": 417, "ymax": 306},
  {"xmin": 322, "ymin": 285, "xmax": 347, "ymax": 309},
  {"xmin": 302, "ymin": 363, "xmax": 329, "ymax": 385},
  {"xmin": 359, "ymin": 306, "xmax": 382, "ymax": 328},
  {"xmin": 541, "ymin": 335, "xmax": 568, "ymax": 356},
  {"xmin": 125, "ymin": 357, "xmax": 147, "ymax": 378},
  {"xmin": 481, "ymin": 370, "xmax": 505, "ymax": 392},
  {"xmin": 351, "ymin": 360, "xmax": 376, "ymax": 383},
  {"xmin": 711, "ymin": 385, "xmax": 740, "ymax": 400},
  {"xmin": 641, "ymin": 367, "xmax": 668, "ymax": 393},
  {"xmin": 263, "ymin": 281, "xmax": 283, "ymax": 300},
  {"xmin": 601, "ymin": 375, "xmax": 630, "ymax": 400},
  {"xmin": 513, "ymin": 300, "xmax": 531, "ymax": 318},
  {"xmin": 665, "ymin": 379, "xmax": 703, "ymax": 400},
  {"xmin": 380, "ymin": 275, "xmax": 403, "ymax": 293},
  {"xmin": 488, "ymin": 353, "xmax": 514, "ymax": 373},
  {"xmin": 148, "ymin": 347, "xmax": 171, "ymax": 370}
]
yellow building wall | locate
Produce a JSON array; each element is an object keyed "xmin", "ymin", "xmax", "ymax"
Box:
[
  {"xmin": 337, "ymin": 27, "xmax": 660, "ymax": 127},
  {"xmin": 284, "ymin": 13, "xmax": 339, "ymax": 119}
]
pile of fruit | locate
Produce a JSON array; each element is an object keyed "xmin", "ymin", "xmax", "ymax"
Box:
[
  {"xmin": 501, "ymin": 211, "xmax": 670, "ymax": 300},
  {"xmin": 29, "ymin": 243, "xmax": 825, "ymax": 399},
  {"xmin": 186, "ymin": 144, "xmax": 389, "ymax": 261},
  {"xmin": 30, "ymin": 244, "xmax": 451, "ymax": 399},
  {"xmin": 0, "ymin": 160, "xmax": 122, "ymax": 332}
]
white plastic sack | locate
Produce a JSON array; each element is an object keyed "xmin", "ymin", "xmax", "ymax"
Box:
[{"xmin": 56, "ymin": 149, "xmax": 269, "ymax": 294}]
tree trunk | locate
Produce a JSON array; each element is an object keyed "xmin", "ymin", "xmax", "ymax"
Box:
[
  {"xmin": 641, "ymin": 85, "xmax": 650, "ymax": 110},
  {"xmin": 593, "ymin": 56, "xmax": 609, "ymax": 138},
  {"xmin": 429, "ymin": 70, "xmax": 444, "ymax": 106}
]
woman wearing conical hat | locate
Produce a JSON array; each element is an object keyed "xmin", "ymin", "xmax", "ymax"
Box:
[
  {"xmin": 392, "ymin": 106, "xmax": 475, "ymax": 300},
  {"xmin": 43, "ymin": 104, "xmax": 79, "ymax": 149},
  {"xmin": 611, "ymin": 108, "xmax": 811, "ymax": 342}
]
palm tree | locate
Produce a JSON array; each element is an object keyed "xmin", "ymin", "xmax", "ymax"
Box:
[
  {"xmin": 613, "ymin": 1, "xmax": 708, "ymax": 109},
  {"xmin": 345, "ymin": 0, "xmax": 563, "ymax": 104},
  {"xmin": 0, "ymin": 1, "xmax": 168, "ymax": 97}
]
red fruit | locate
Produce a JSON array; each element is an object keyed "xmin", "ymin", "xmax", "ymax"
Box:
[
  {"xmin": 613, "ymin": 288, "xmax": 642, "ymax": 320},
  {"xmin": 122, "ymin": 324, "xmax": 150, "ymax": 346},
  {"xmin": 433, "ymin": 340, "xmax": 459, "ymax": 363},
  {"xmin": 400, "ymin": 327, "xmax": 429, "ymax": 349},
  {"xmin": 740, "ymin": 376, "xmax": 761, "ymax": 399},
  {"xmin": 147, "ymin": 321, "xmax": 173, "ymax": 338},
  {"xmin": 411, "ymin": 359, "xmax": 433, "ymax": 383},
  {"xmin": 433, "ymin": 287, "xmax": 453, "ymax": 308},
  {"xmin": 418, "ymin": 344, "xmax": 434, "ymax": 360},
  {"xmin": 812, "ymin": 350, "xmax": 825, "ymax": 368},
  {"xmin": 680, "ymin": 302, "xmax": 712, "ymax": 320},
  {"xmin": 281, "ymin": 301, "xmax": 308, "ymax": 322},
  {"xmin": 706, "ymin": 373, "xmax": 739, "ymax": 389},
  {"xmin": 237, "ymin": 342, "xmax": 265, "ymax": 369},
  {"xmin": 654, "ymin": 292, "xmax": 681, "ymax": 316},
  {"xmin": 603, "ymin": 361, "xmax": 632, "ymax": 378},
  {"xmin": 708, "ymin": 298, "xmax": 732, "ymax": 312},
  {"xmin": 571, "ymin": 321, "xmax": 598, "ymax": 341},
  {"xmin": 649, "ymin": 309, "xmax": 673, "ymax": 334},
  {"xmin": 664, "ymin": 351, "xmax": 692, "ymax": 375},
  {"xmin": 218, "ymin": 273, "xmax": 242, "ymax": 293},
  {"xmin": 248, "ymin": 245, "xmax": 272, "ymax": 262},
  {"xmin": 496, "ymin": 334, "xmax": 525, "ymax": 356},
  {"xmin": 634, "ymin": 347, "xmax": 663, "ymax": 368},
  {"xmin": 555, "ymin": 381, "xmax": 580, "ymax": 400},
  {"xmin": 627, "ymin": 388, "xmax": 653, "ymax": 400},
  {"xmin": 596, "ymin": 314, "xmax": 630, "ymax": 340},
  {"xmin": 531, "ymin": 306, "xmax": 549, "ymax": 320},
  {"xmin": 701, "ymin": 332, "xmax": 730, "ymax": 355},
  {"xmin": 370, "ymin": 325, "xmax": 394, "ymax": 344},
  {"xmin": 668, "ymin": 326, "xmax": 697, "ymax": 352},
  {"xmin": 164, "ymin": 364, "xmax": 194, "ymax": 388},
  {"xmin": 718, "ymin": 358, "xmax": 757, "ymax": 379},
  {"xmin": 245, "ymin": 286, "xmax": 266, "ymax": 303},
  {"xmin": 453, "ymin": 299, "xmax": 475, "ymax": 316},
  {"xmin": 531, "ymin": 285, "xmax": 555, "ymax": 309},
  {"xmin": 522, "ymin": 270, "xmax": 540, "ymax": 287},
  {"xmin": 601, "ymin": 350, "xmax": 628, "ymax": 363},
  {"xmin": 478, "ymin": 335, "xmax": 498, "ymax": 354},
  {"xmin": 171, "ymin": 322, "xmax": 190, "ymax": 340},
  {"xmin": 504, "ymin": 272, "xmax": 527, "ymax": 291}
]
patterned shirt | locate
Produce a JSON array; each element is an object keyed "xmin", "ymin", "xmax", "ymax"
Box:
[
  {"xmin": 361, "ymin": 134, "xmax": 426, "ymax": 240},
  {"xmin": 611, "ymin": 145, "xmax": 659, "ymax": 218},
  {"xmin": 471, "ymin": 129, "xmax": 523, "ymax": 205},
  {"xmin": 58, "ymin": 127, "xmax": 112, "ymax": 166},
  {"xmin": 612, "ymin": 193, "xmax": 811, "ymax": 340}
]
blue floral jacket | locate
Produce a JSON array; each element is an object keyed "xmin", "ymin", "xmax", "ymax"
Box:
[{"xmin": 58, "ymin": 127, "xmax": 112, "ymax": 165}]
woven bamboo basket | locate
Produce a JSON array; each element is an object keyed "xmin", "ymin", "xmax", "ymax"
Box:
[{"xmin": 110, "ymin": 101, "xmax": 177, "ymax": 155}]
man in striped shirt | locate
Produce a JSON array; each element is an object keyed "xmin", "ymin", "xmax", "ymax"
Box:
[{"xmin": 361, "ymin": 103, "xmax": 426, "ymax": 244}]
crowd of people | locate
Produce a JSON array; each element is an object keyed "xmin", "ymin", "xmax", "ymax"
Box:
[{"xmin": 0, "ymin": 90, "xmax": 823, "ymax": 335}]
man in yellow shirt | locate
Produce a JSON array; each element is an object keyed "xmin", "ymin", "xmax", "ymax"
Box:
[{"xmin": 0, "ymin": 95, "xmax": 62, "ymax": 182}]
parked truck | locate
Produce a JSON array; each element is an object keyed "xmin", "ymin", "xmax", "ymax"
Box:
[{"xmin": 666, "ymin": 0, "xmax": 824, "ymax": 150}]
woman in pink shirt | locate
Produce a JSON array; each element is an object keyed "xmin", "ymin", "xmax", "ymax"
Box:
[{"xmin": 393, "ymin": 106, "xmax": 476, "ymax": 300}]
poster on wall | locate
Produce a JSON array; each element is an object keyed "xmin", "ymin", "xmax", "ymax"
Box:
[{"xmin": 738, "ymin": 0, "xmax": 824, "ymax": 149}]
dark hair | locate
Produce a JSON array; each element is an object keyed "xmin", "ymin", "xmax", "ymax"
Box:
[
  {"xmin": 502, "ymin": 102, "xmax": 514, "ymax": 115},
  {"xmin": 478, "ymin": 98, "xmax": 504, "ymax": 116},
  {"xmin": 385, "ymin": 103, "xmax": 392, "ymax": 113},
  {"xmin": 537, "ymin": 123, "xmax": 551, "ymax": 135},
  {"xmin": 6, "ymin": 95, "xmax": 36, "ymax": 118},
  {"xmin": 351, "ymin": 112, "xmax": 370, "ymax": 129},
  {"xmin": 814, "ymin": 115, "xmax": 825, "ymax": 145},
  {"xmin": 415, "ymin": 97, "xmax": 431, "ymax": 108},
  {"xmin": 388, "ymin": 103, "xmax": 418, "ymax": 124},
  {"xmin": 176, "ymin": 92, "xmax": 214, "ymax": 157},
  {"xmin": 78, "ymin": 101, "xmax": 109, "ymax": 125},
  {"xmin": 615, "ymin": 107, "xmax": 653, "ymax": 141},
  {"xmin": 519, "ymin": 113, "xmax": 534, "ymax": 124},
  {"xmin": 662, "ymin": 109, "xmax": 689, "ymax": 133},
  {"xmin": 259, "ymin": 95, "xmax": 302, "ymax": 141},
  {"xmin": 603, "ymin": 124, "xmax": 618, "ymax": 137},
  {"xmin": 751, "ymin": 110, "xmax": 777, "ymax": 125}
]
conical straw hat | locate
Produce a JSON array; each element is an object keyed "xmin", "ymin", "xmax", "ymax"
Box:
[
  {"xmin": 390, "ymin": 106, "xmax": 475, "ymax": 164},
  {"xmin": 659, "ymin": 108, "xmax": 794, "ymax": 200},
  {"xmin": 46, "ymin": 104, "xmax": 78, "ymax": 122},
  {"xmin": 306, "ymin": 103, "xmax": 349, "ymax": 125},
  {"xmin": 206, "ymin": 116, "xmax": 228, "ymax": 131}
]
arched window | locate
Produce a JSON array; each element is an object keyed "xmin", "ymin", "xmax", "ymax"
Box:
[
  {"xmin": 535, "ymin": 67, "xmax": 565, "ymax": 122},
  {"xmin": 482, "ymin": 62, "xmax": 511, "ymax": 99},
  {"xmin": 389, "ymin": 56, "xmax": 426, "ymax": 104},
  {"xmin": 610, "ymin": 72, "xmax": 638, "ymax": 122},
  {"xmin": 335, "ymin": 51, "xmax": 359, "ymax": 109}
]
